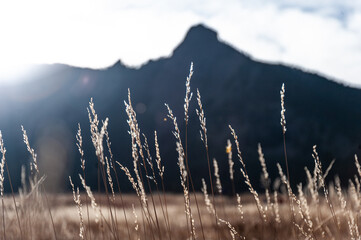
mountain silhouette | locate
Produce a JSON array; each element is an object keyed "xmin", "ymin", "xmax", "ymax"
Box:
[{"xmin": 0, "ymin": 24, "xmax": 360, "ymax": 193}]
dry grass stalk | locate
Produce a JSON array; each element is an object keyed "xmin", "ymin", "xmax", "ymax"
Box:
[
  {"xmin": 196, "ymin": 89, "xmax": 208, "ymax": 149},
  {"xmin": 154, "ymin": 131, "xmax": 164, "ymax": 178},
  {"xmin": 142, "ymin": 134, "xmax": 156, "ymax": 184},
  {"xmin": 273, "ymin": 191, "xmax": 281, "ymax": 224},
  {"xmin": 202, "ymin": 179, "xmax": 243, "ymax": 239},
  {"xmin": 241, "ymin": 168, "xmax": 266, "ymax": 222},
  {"xmin": 154, "ymin": 131, "xmax": 172, "ymax": 239},
  {"xmin": 126, "ymin": 90, "xmax": 162, "ymax": 240},
  {"xmin": 21, "ymin": 126, "xmax": 39, "ymax": 175},
  {"xmin": 236, "ymin": 194, "xmax": 244, "ymax": 223},
  {"xmin": 69, "ymin": 177, "xmax": 85, "ymax": 240},
  {"xmin": 77, "ymin": 124, "xmax": 85, "ymax": 171},
  {"xmin": 166, "ymin": 104, "xmax": 196, "ymax": 239},
  {"xmin": 279, "ymin": 83, "xmax": 299, "ymax": 237},
  {"xmin": 280, "ymin": 83, "xmax": 286, "ymax": 134},
  {"xmin": 305, "ymin": 167, "xmax": 319, "ymax": 205},
  {"xmin": 230, "ymin": 126, "xmax": 266, "ymax": 223},
  {"xmin": 0, "ymin": 131, "xmax": 6, "ymax": 240},
  {"xmin": 197, "ymin": 89, "xmax": 219, "ymax": 239},
  {"xmin": 297, "ymin": 183, "xmax": 314, "ymax": 239},
  {"xmin": 201, "ymin": 178, "xmax": 215, "ymax": 215},
  {"xmin": 229, "ymin": 126, "xmax": 246, "ymax": 170},
  {"xmin": 4, "ymin": 65, "xmax": 361, "ymax": 240},
  {"xmin": 312, "ymin": 145, "xmax": 338, "ymax": 230},
  {"xmin": 88, "ymin": 100, "xmax": 118, "ymax": 238},
  {"xmin": 213, "ymin": 158, "xmax": 222, "ymax": 195},
  {"xmin": 226, "ymin": 140, "xmax": 236, "ymax": 196},
  {"xmin": 182, "ymin": 66, "xmax": 206, "ymax": 240},
  {"xmin": 104, "ymin": 128, "xmax": 131, "ymax": 240},
  {"xmin": 132, "ymin": 204, "xmax": 140, "ymax": 240},
  {"xmin": 142, "ymin": 133, "xmax": 172, "ymax": 239},
  {"xmin": 218, "ymin": 218, "xmax": 244, "ymax": 240},
  {"xmin": 79, "ymin": 174, "xmax": 101, "ymax": 224},
  {"xmin": 76, "ymin": 123, "xmax": 93, "ymax": 240},
  {"xmin": 105, "ymin": 157, "xmax": 115, "ymax": 201},
  {"xmin": 22, "ymin": 126, "xmax": 58, "ymax": 240},
  {"xmin": 355, "ymin": 155, "xmax": 361, "ymax": 180},
  {"xmin": 258, "ymin": 143, "xmax": 271, "ymax": 212},
  {"xmin": 177, "ymin": 141, "xmax": 196, "ymax": 239},
  {"xmin": 184, "ymin": 62, "xmax": 193, "ymax": 124}
]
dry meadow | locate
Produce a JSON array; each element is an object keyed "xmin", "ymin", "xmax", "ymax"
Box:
[{"xmin": 0, "ymin": 64, "xmax": 359, "ymax": 240}]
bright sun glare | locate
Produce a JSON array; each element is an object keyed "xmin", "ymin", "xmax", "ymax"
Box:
[
  {"xmin": 0, "ymin": 62, "xmax": 35, "ymax": 84},
  {"xmin": 1, "ymin": 0, "xmax": 361, "ymax": 86}
]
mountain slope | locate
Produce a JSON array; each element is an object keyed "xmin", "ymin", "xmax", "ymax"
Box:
[{"xmin": 0, "ymin": 24, "xmax": 360, "ymax": 192}]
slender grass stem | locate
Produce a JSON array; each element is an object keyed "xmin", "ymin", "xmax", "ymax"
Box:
[{"xmin": 185, "ymin": 124, "xmax": 206, "ymax": 240}]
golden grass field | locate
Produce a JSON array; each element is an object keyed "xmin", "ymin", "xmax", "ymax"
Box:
[
  {"xmin": 0, "ymin": 64, "xmax": 360, "ymax": 240},
  {"xmin": 1, "ymin": 190, "xmax": 360, "ymax": 240}
]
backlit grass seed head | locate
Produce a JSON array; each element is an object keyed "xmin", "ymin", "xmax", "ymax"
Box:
[
  {"xmin": 277, "ymin": 163, "xmax": 297, "ymax": 213},
  {"xmin": 117, "ymin": 162, "xmax": 140, "ymax": 197},
  {"xmin": 21, "ymin": 125, "xmax": 39, "ymax": 174},
  {"xmin": 348, "ymin": 180, "xmax": 359, "ymax": 209},
  {"xmin": 226, "ymin": 139, "xmax": 234, "ymax": 180},
  {"xmin": 142, "ymin": 134, "xmax": 157, "ymax": 183},
  {"xmin": 165, "ymin": 104, "xmax": 181, "ymax": 142},
  {"xmin": 258, "ymin": 144, "xmax": 267, "ymax": 179},
  {"xmin": 229, "ymin": 125, "xmax": 246, "ymax": 169},
  {"xmin": 280, "ymin": 83, "xmax": 286, "ymax": 134},
  {"xmin": 176, "ymin": 142, "xmax": 187, "ymax": 182},
  {"xmin": 213, "ymin": 158, "xmax": 222, "ymax": 195},
  {"xmin": 201, "ymin": 178, "xmax": 215, "ymax": 215},
  {"xmin": 76, "ymin": 123, "xmax": 85, "ymax": 171},
  {"xmin": 125, "ymin": 92, "xmax": 148, "ymax": 207},
  {"xmin": 258, "ymin": 143, "xmax": 269, "ymax": 185},
  {"xmin": 179, "ymin": 158, "xmax": 195, "ymax": 238},
  {"xmin": 347, "ymin": 210, "xmax": 360, "ymax": 239},
  {"xmin": 273, "ymin": 191, "xmax": 281, "ymax": 224},
  {"xmin": 132, "ymin": 204, "xmax": 139, "ymax": 234},
  {"xmin": 87, "ymin": 98, "xmax": 99, "ymax": 128},
  {"xmin": 167, "ymin": 111, "xmax": 195, "ymax": 239},
  {"xmin": 79, "ymin": 174, "xmax": 100, "ymax": 223},
  {"xmin": 0, "ymin": 131, "xmax": 5, "ymax": 197},
  {"xmin": 335, "ymin": 176, "xmax": 346, "ymax": 210},
  {"xmin": 294, "ymin": 223, "xmax": 310, "ymax": 239},
  {"xmin": 218, "ymin": 218, "xmax": 243, "ymax": 239},
  {"xmin": 297, "ymin": 183, "xmax": 313, "ymax": 231},
  {"xmin": 104, "ymin": 126, "xmax": 114, "ymax": 169},
  {"xmin": 105, "ymin": 156, "xmax": 115, "ymax": 200},
  {"xmin": 87, "ymin": 99, "xmax": 108, "ymax": 165},
  {"xmin": 312, "ymin": 145, "xmax": 331, "ymax": 203},
  {"xmin": 354, "ymin": 175, "xmax": 361, "ymax": 196},
  {"xmin": 277, "ymin": 163, "xmax": 293, "ymax": 196},
  {"xmin": 355, "ymin": 155, "xmax": 361, "ymax": 179},
  {"xmin": 133, "ymin": 156, "xmax": 147, "ymax": 207},
  {"xmin": 166, "ymin": 104, "xmax": 187, "ymax": 178},
  {"xmin": 184, "ymin": 62, "xmax": 193, "ymax": 123},
  {"xmin": 236, "ymin": 194, "xmax": 244, "ymax": 223},
  {"xmin": 125, "ymin": 89, "xmax": 146, "ymax": 162},
  {"xmin": 241, "ymin": 168, "xmax": 266, "ymax": 222},
  {"xmin": 305, "ymin": 167, "xmax": 318, "ymax": 204},
  {"xmin": 257, "ymin": 143, "xmax": 271, "ymax": 209},
  {"xmin": 196, "ymin": 89, "xmax": 208, "ymax": 148},
  {"xmin": 69, "ymin": 176, "xmax": 85, "ymax": 240},
  {"xmin": 87, "ymin": 99, "xmax": 101, "ymax": 161},
  {"xmin": 154, "ymin": 131, "xmax": 164, "ymax": 178},
  {"xmin": 97, "ymin": 118, "xmax": 109, "ymax": 164}
]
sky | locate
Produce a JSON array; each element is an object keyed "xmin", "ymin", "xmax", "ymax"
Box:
[{"xmin": 0, "ymin": 0, "xmax": 361, "ymax": 86}]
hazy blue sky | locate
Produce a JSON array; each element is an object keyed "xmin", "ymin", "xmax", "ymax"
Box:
[{"xmin": 1, "ymin": 0, "xmax": 361, "ymax": 86}]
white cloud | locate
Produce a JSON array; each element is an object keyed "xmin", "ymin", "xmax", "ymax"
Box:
[{"xmin": 0, "ymin": 0, "xmax": 360, "ymax": 86}]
